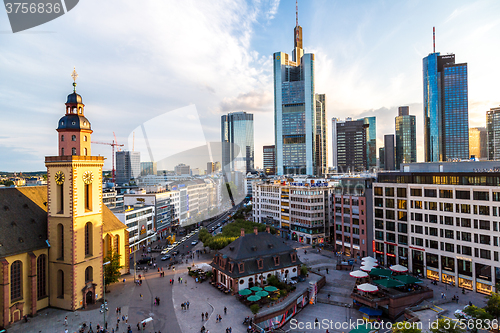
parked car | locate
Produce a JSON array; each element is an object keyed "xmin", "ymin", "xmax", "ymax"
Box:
[
  {"xmin": 136, "ymin": 257, "xmax": 152, "ymax": 265},
  {"xmin": 191, "ymin": 240, "xmax": 198, "ymax": 246},
  {"xmin": 161, "ymin": 255, "xmax": 171, "ymax": 261}
]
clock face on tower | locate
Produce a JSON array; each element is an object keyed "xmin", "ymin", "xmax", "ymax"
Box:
[
  {"xmin": 55, "ymin": 171, "xmax": 65, "ymax": 185},
  {"xmin": 83, "ymin": 171, "xmax": 93, "ymax": 184}
]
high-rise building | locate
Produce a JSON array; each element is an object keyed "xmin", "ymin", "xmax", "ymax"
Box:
[
  {"xmin": 274, "ymin": 18, "xmax": 326, "ymax": 176},
  {"xmin": 332, "ymin": 118, "xmax": 338, "ymax": 170},
  {"xmin": 174, "ymin": 163, "xmax": 190, "ymax": 176},
  {"xmin": 423, "ymin": 31, "xmax": 469, "ymax": 161},
  {"xmin": 221, "ymin": 111, "xmax": 254, "ymax": 174},
  {"xmin": 336, "ymin": 118, "xmax": 367, "ymax": 172},
  {"xmin": 140, "ymin": 161, "xmax": 157, "ymax": 176},
  {"xmin": 263, "ymin": 145, "xmax": 276, "ymax": 175},
  {"xmin": 487, "ymin": 107, "xmax": 500, "ymax": 161},
  {"xmin": 115, "ymin": 151, "xmax": 140, "ymax": 185},
  {"xmin": 379, "ymin": 147, "xmax": 385, "ymax": 170},
  {"xmin": 395, "ymin": 106, "xmax": 417, "ymax": 166},
  {"xmin": 384, "ymin": 134, "xmax": 395, "ymax": 171},
  {"xmin": 362, "ymin": 116, "xmax": 377, "ymax": 170},
  {"xmin": 315, "ymin": 94, "xmax": 328, "ymax": 175},
  {"xmin": 469, "ymin": 127, "xmax": 487, "ymax": 159}
]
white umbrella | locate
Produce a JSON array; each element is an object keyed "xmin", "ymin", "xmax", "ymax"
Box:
[
  {"xmin": 194, "ymin": 263, "xmax": 212, "ymax": 271},
  {"xmin": 362, "ymin": 258, "xmax": 378, "ymax": 264},
  {"xmin": 362, "ymin": 256, "xmax": 377, "ymax": 261},
  {"xmin": 350, "ymin": 270, "xmax": 369, "ymax": 278},
  {"xmin": 390, "ymin": 264, "xmax": 408, "ymax": 273},
  {"xmin": 360, "ymin": 265, "xmax": 375, "ymax": 272},
  {"xmin": 357, "ymin": 283, "xmax": 378, "ymax": 293}
]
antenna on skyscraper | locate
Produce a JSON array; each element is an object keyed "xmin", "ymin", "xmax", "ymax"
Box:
[
  {"xmin": 433, "ymin": 27, "xmax": 435, "ymax": 53},
  {"xmin": 296, "ymin": 0, "xmax": 298, "ymax": 27}
]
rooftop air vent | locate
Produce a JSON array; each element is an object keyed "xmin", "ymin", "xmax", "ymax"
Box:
[
  {"xmin": 268, "ymin": 244, "xmax": 274, "ymax": 249},
  {"xmin": 11, "ymin": 221, "xmax": 16, "ymax": 227},
  {"xmin": 3, "ymin": 205, "xmax": 8, "ymax": 211},
  {"xmin": 251, "ymin": 246, "xmax": 257, "ymax": 251},
  {"xmin": 23, "ymin": 203, "xmax": 29, "ymax": 209},
  {"xmin": 18, "ymin": 237, "xmax": 24, "ymax": 243},
  {"xmin": 229, "ymin": 246, "xmax": 234, "ymax": 251}
]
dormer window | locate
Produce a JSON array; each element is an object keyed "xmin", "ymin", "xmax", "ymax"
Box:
[
  {"xmin": 291, "ymin": 253, "xmax": 297, "ymax": 263},
  {"xmin": 274, "ymin": 256, "xmax": 280, "ymax": 266},
  {"xmin": 238, "ymin": 263, "xmax": 244, "ymax": 273},
  {"xmin": 229, "ymin": 263, "xmax": 234, "ymax": 273},
  {"xmin": 257, "ymin": 259, "xmax": 264, "ymax": 269}
]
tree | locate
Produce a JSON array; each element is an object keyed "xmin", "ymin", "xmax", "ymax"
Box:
[
  {"xmin": 429, "ymin": 318, "xmax": 465, "ymax": 333},
  {"xmin": 485, "ymin": 290, "xmax": 500, "ymax": 330},
  {"xmin": 462, "ymin": 305, "xmax": 493, "ymax": 333},
  {"xmin": 391, "ymin": 321, "xmax": 422, "ymax": 333},
  {"xmin": 103, "ymin": 251, "xmax": 123, "ymax": 289},
  {"xmin": 250, "ymin": 304, "xmax": 260, "ymax": 314}
]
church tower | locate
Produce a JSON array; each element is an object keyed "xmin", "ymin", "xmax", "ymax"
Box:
[{"xmin": 45, "ymin": 69, "xmax": 104, "ymax": 310}]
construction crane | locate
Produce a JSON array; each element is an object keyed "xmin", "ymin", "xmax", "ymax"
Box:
[{"xmin": 91, "ymin": 133, "xmax": 124, "ymax": 183}]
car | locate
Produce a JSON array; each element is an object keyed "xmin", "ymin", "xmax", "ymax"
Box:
[
  {"xmin": 191, "ymin": 240, "xmax": 198, "ymax": 246},
  {"xmin": 171, "ymin": 250, "xmax": 180, "ymax": 255},
  {"xmin": 292, "ymin": 275, "xmax": 306, "ymax": 282},
  {"xmin": 136, "ymin": 257, "xmax": 152, "ymax": 265},
  {"xmin": 161, "ymin": 255, "xmax": 171, "ymax": 261},
  {"xmin": 160, "ymin": 249, "xmax": 169, "ymax": 255}
]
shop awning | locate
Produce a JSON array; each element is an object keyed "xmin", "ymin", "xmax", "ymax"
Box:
[
  {"xmin": 373, "ymin": 278, "xmax": 405, "ymax": 288},
  {"xmin": 369, "ymin": 268, "xmax": 392, "ymax": 277}
]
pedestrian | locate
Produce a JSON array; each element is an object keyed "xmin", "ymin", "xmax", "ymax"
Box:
[
  {"xmin": 125, "ymin": 314, "xmax": 128, "ymax": 323},
  {"xmin": 326, "ymin": 268, "xmax": 329, "ymax": 274},
  {"xmin": 181, "ymin": 277, "xmax": 183, "ymax": 284},
  {"xmin": 202, "ymin": 313, "xmax": 205, "ymax": 321},
  {"xmin": 187, "ymin": 301, "xmax": 190, "ymax": 309},
  {"xmin": 178, "ymin": 277, "xmax": 181, "ymax": 283},
  {"xmin": 456, "ymin": 296, "xmax": 459, "ymax": 303},
  {"xmin": 64, "ymin": 316, "xmax": 68, "ymax": 326},
  {"xmin": 65, "ymin": 330, "xmax": 68, "ymax": 333},
  {"xmin": 140, "ymin": 294, "xmax": 143, "ymax": 300},
  {"xmin": 444, "ymin": 293, "xmax": 446, "ymax": 299},
  {"xmin": 216, "ymin": 316, "xmax": 219, "ymax": 323},
  {"xmin": 328, "ymin": 293, "xmax": 330, "ymax": 300},
  {"xmin": 441, "ymin": 292, "xmax": 444, "ymax": 299},
  {"xmin": 224, "ymin": 306, "xmax": 227, "ymax": 315},
  {"xmin": 229, "ymin": 327, "xmax": 232, "ymax": 333}
]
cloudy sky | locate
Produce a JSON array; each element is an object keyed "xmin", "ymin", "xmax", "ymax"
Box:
[{"xmin": 1, "ymin": 0, "xmax": 499, "ymax": 172}]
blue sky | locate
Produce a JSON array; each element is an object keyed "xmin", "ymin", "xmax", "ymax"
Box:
[{"xmin": 0, "ymin": 0, "xmax": 499, "ymax": 172}]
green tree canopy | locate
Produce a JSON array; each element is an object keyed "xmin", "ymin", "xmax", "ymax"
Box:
[{"xmin": 103, "ymin": 252, "xmax": 123, "ymax": 288}]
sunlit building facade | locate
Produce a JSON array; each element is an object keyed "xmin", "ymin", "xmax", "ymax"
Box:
[
  {"xmin": 221, "ymin": 112, "xmax": 254, "ymax": 174},
  {"xmin": 395, "ymin": 106, "xmax": 417, "ymax": 166}
]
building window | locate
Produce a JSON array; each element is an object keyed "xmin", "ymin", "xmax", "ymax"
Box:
[
  {"xmin": 57, "ymin": 270, "xmax": 64, "ymax": 298},
  {"xmin": 57, "ymin": 223, "xmax": 64, "ymax": 259},
  {"xmin": 61, "ymin": 147, "xmax": 64, "ymax": 155},
  {"xmin": 238, "ymin": 263, "xmax": 244, "ymax": 273},
  {"xmin": 257, "ymin": 259, "xmax": 263, "ymax": 269},
  {"xmin": 85, "ymin": 184, "xmax": 92, "ymax": 211},
  {"xmin": 57, "ymin": 184, "xmax": 64, "ymax": 214},
  {"xmin": 71, "ymin": 135, "xmax": 76, "ymax": 141},
  {"xmin": 10, "ymin": 261, "xmax": 22, "ymax": 301},
  {"xmin": 72, "ymin": 147, "xmax": 76, "ymax": 155},
  {"xmin": 84, "ymin": 148, "xmax": 87, "ymax": 156},
  {"xmin": 61, "ymin": 135, "xmax": 64, "ymax": 141},
  {"xmin": 85, "ymin": 266, "xmax": 93, "ymax": 282},
  {"xmin": 84, "ymin": 135, "xmax": 87, "ymax": 141},
  {"xmin": 274, "ymin": 256, "xmax": 280, "ymax": 266},
  {"xmin": 85, "ymin": 222, "xmax": 93, "ymax": 256},
  {"xmin": 37, "ymin": 254, "xmax": 47, "ymax": 299}
]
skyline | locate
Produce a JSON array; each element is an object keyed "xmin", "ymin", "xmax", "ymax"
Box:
[{"xmin": 1, "ymin": 0, "xmax": 500, "ymax": 172}]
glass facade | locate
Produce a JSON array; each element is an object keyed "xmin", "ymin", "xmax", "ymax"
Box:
[
  {"xmin": 487, "ymin": 107, "xmax": 500, "ymax": 160},
  {"xmin": 274, "ymin": 25, "xmax": 325, "ymax": 176},
  {"xmin": 221, "ymin": 112, "xmax": 254, "ymax": 173},
  {"xmin": 363, "ymin": 117, "xmax": 377, "ymax": 170},
  {"xmin": 395, "ymin": 113, "xmax": 416, "ymax": 166},
  {"xmin": 423, "ymin": 52, "xmax": 469, "ymax": 161},
  {"xmin": 336, "ymin": 119, "xmax": 367, "ymax": 172}
]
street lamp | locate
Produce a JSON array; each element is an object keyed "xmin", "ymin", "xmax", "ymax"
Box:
[{"xmin": 103, "ymin": 260, "xmax": 111, "ymax": 329}]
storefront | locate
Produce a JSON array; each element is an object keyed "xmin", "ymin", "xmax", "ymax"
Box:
[
  {"xmin": 426, "ymin": 268, "xmax": 439, "ymax": 281},
  {"xmin": 458, "ymin": 275, "xmax": 473, "ymax": 290},
  {"xmin": 442, "ymin": 272, "xmax": 456, "ymax": 286},
  {"xmin": 476, "ymin": 279, "xmax": 493, "ymax": 295}
]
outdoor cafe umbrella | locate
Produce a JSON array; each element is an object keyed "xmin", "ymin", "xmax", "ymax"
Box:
[
  {"xmin": 394, "ymin": 275, "xmax": 422, "ymax": 284},
  {"xmin": 255, "ymin": 290, "xmax": 269, "ymax": 297},
  {"xmin": 360, "ymin": 265, "xmax": 376, "ymax": 272},
  {"xmin": 250, "ymin": 286, "xmax": 263, "ymax": 291},
  {"xmin": 264, "ymin": 286, "xmax": 278, "ymax": 292},
  {"xmin": 357, "ymin": 283, "xmax": 378, "ymax": 293},
  {"xmin": 239, "ymin": 289, "xmax": 252, "ymax": 296},
  {"xmin": 390, "ymin": 264, "xmax": 408, "ymax": 273},
  {"xmin": 247, "ymin": 295, "xmax": 262, "ymax": 302},
  {"xmin": 373, "ymin": 278, "xmax": 405, "ymax": 288},
  {"xmin": 350, "ymin": 270, "xmax": 369, "ymax": 278},
  {"xmin": 362, "ymin": 256, "xmax": 377, "ymax": 261},
  {"xmin": 369, "ymin": 268, "xmax": 392, "ymax": 277}
]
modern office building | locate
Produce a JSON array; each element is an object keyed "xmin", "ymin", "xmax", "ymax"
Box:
[
  {"xmin": 206, "ymin": 161, "xmax": 222, "ymax": 175},
  {"xmin": 373, "ymin": 161, "xmax": 500, "ymax": 294},
  {"xmin": 423, "ymin": 39, "xmax": 469, "ymax": 161},
  {"xmin": 332, "ymin": 118, "xmax": 338, "ymax": 170},
  {"xmin": 274, "ymin": 19, "xmax": 326, "ymax": 176},
  {"xmin": 384, "ymin": 134, "xmax": 395, "ymax": 171},
  {"xmin": 112, "ymin": 204, "xmax": 155, "ymax": 251},
  {"xmin": 336, "ymin": 118, "xmax": 368, "ymax": 172},
  {"xmin": 331, "ymin": 176, "xmax": 374, "ymax": 258},
  {"xmin": 115, "ymin": 151, "xmax": 140, "ymax": 185},
  {"xmin": 379, "ymin": 148, "xmax": 385, "ymax": 170},
  {"xmin": 487, "ymin": 107, "xmax": 500, "ymax": 160},
  {"xmin": 140, "ymin": 161, "xmax": 157, "ymax": 176},
  {"xmin": 221, "ymin": 112, "xmax": 254, "ymax": 174},
  {"xmin": 362, "ymin": 116, "xmax": 377, "ymax": 170},
  {"xmin": 469, "ymin": 127, "xmax": 487, "ymax": 159},
  {"xmin": 174, "ymin": 163, "xmax": 190, "ymax": 176},
  {"xmin": 253, "ymin": 178, "xmax": 333, "ymax": 244},
  {"xmin": 263, "ymin": 145, "xmax": 276, "ymax": 175},
  {"xmin": 395, "ymin": 106, "xmax": 417, "ymax": 166}
]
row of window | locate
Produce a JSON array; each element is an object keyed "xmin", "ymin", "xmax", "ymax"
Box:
[{"xmin": 375, "ymin": 186, "xmax": 500, "ymax": 201}]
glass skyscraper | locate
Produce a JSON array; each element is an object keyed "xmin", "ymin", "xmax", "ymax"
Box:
[
  {"xmin": 221, "ymin": 112, "xmax": 254, "ymax": 173},
  {"xmin": 395, "ymin": 106, "xmax": 416, "ymax": 167},
  {"xmin": 423, "ymin": 52, "xmax": 469, "ymax": 161},
  {"xmin": 487, "ymin": 107, "xmax": 500, "ymax": 160},
  {"xmin": 361, "ymin": 116, "xmax": 376, "ymax": 170},
  {"xmin": 274, "ymin": 21, "xmax": 326, "ymax": 176}
]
